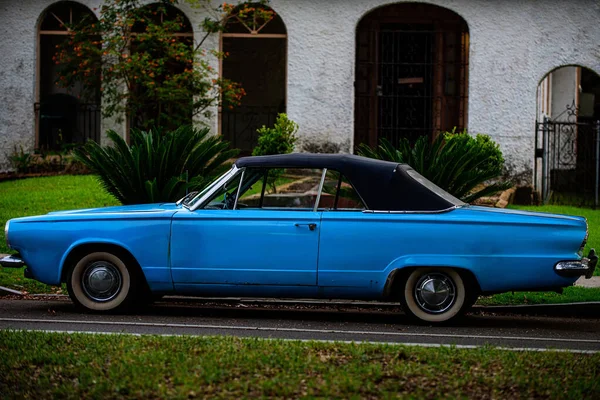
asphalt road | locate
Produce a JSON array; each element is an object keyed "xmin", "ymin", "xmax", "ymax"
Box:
[{"xmin": 1, "ymin": 297, "xmax": 599, "ymax": 353}]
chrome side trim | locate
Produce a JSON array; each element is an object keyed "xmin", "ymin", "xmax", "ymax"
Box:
[
  {"xmin": 313, "ymin": 168, "xmax": 328, "ymax": 212},
  {"xmin": 362, "ymin": 206, "xmax": 459, "ymax": 215},
  {"xmin": 0, "ymin": 255, "xmax": 25, "ymax": 268},
  {"xmin": 190, "ymin": 166, "xmax": 239, "ymax": 211}
]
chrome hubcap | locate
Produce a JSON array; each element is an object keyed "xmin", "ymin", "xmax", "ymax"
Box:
[
  {"xmin": 81, "ymin": 261, "xmax": 122, "ymax": 302},
  {"xmin": 414, "ymin": 273, "xmax": 457, "ymax": 314}
]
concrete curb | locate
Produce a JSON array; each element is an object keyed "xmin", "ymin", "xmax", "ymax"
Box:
[
  {"xmin": 1, "ymin": 292, "xmax": 599, "ymax": 316},
  {"xmin": 0, "ymin": 286, "xmax": 23, "ymax": 296},
  {"xmin": 15, "ymin": 293, "xmax": 600, "ymax": 310}
]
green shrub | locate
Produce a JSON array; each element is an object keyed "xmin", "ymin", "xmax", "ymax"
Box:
[
  {"xmin": 358, "ymin": 131, "xmax": 511, "ymax": 203},
  {"xmin": 252, "ymin": 114, "xmax": 298, "ymax": 193},
  {"xmin": 253, "ymin": 113, "xmax": 298, "ymax": 157},
  {"xmin": 73, "ymin": 126, "xmax": 238, "ymax": 204}
]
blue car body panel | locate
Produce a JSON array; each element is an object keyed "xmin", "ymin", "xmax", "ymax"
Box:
[
  {"xmin": 171, "ymin": 209, "xmax": 320, "ymax": 286},
  {"xmin": 318, "ymin": 206, "xmax": 584, "ymax": 296},
  {"xmin": 8, "ymin": 204, "xmax": 177, "ymax": 291},
  {"xmin": 6, "ymin": 202, "xmax": 586, "ymax": 298}
]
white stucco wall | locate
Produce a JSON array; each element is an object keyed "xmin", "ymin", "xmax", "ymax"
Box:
[
  {"xmin": 270, "ymin": 0, "xmax": 600, "ymax": 181},
  {"xmin": 1, "ymin": 0, "xmax": 599, "ymax": 182}
]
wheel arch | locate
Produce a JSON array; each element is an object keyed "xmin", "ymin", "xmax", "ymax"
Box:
[
  {"xmin": 383, "ymin": 265, "xmax": 482, "ymax": 301},
  {"xmin": 59, "ymin": 240, "xmax": 146, "ymax": 288}
]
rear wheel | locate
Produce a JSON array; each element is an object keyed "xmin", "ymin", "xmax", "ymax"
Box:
[
  {"xmin": 66, "ymin": 251, "xmax": 136, "ymax": 312},
  {"xmin": 399, "ymin": 267, "xmax": 470, "ymax": 324}
]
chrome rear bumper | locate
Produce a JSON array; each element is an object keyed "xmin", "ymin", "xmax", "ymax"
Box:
[
  {"xmin": 554, "ymin": 249, "xmax": 598, "ymax": 279},
  {"xmin": 0, "ymin": 254, "xmax": 25, "ymax": 268}
]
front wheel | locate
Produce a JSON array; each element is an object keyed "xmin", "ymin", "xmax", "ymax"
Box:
[
  {"xmin": 66, "ymin": 251, "xmax": 136, "ymax": 312},
  {"xmin": 399, "ymin": 268, "xmax": 469, "ymax": 324}
]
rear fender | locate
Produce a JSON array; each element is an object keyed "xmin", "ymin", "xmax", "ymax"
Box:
[
  {"xmin": 385, "ymin": 255, "xmax": 477, "ymax": 274},
  {"xmin": 382, "ymin": 255, "xmax": 479, "ymax": 297}
]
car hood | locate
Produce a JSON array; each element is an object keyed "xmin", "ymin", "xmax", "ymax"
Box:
[
  {"xmin": 9, "ymin": 203, "xmax": 181, "ymax": 225},
  {"xmin": 46, "ymin": 203, "xmax": 180, "ymax": 215}
]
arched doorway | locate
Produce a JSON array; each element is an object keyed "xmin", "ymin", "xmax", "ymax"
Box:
[
  {"xmin": 37, "ymin": 1, "xmax": 99, "ymax": 150},
  {"xmin": 355, "ymin": 3, "xmax": 469, "ymax": 148},
  {"xmin": 534, "ymin": 66, "xmax": 600, "ymax": 205},
  {"xmin": 220, "ymin": 4, "xmax": 287, "ymax": 153}
]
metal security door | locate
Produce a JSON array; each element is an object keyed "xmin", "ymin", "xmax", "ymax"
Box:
[
  {"xmin": 534, "ymin": 116, "xmax": 600, "ymax": 206},
  {"xmin": 354, "ymin": 20, "xmax": 469, "ymax": 148},
  {"xmin": 378, "ymin": 24, "xmax": 434, "ymax": 146}
]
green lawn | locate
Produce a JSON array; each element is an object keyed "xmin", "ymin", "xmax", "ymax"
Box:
[
  {"xmin": 0, "ymin": 175, "xmax": 119, "ymax": 293},
  {"xmin": 478, "ymin": 286, "xmax": 600, "ymax": 306},
  {"xmin": 1, "ymin": 331, "xmax": 598, "ymax": 399}
]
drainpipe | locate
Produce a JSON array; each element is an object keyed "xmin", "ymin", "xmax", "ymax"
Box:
[{"xmin": 595, "ymin": 121, "xmax": 600, "ymax": 209}]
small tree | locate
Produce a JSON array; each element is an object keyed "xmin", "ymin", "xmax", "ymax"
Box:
[
  {"xmin": 252, "ymin": 113, "xmax": 298, "ymax": 193},
  {"xmin": 54, "ymin": 0, "xmax": 273, "ymax": 129},
  {"xmin": 252, "ymin": 113, "xmax": 298, "ymax": 157}
]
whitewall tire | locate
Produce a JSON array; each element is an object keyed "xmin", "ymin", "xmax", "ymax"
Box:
[
  {"xmin": 400, "ymin": 268, "xmax": 468, "ymax": 324},
  {"xmin": 66, "ymin": 252, "xmax": 133, "ymax": 312}
]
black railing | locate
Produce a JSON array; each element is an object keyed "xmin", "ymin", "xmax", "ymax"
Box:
[
  {"xmin": 221, "ymin": 106, "xmax": 280, "ymax": 153},
  {"xmin": 35, "ymin": 102, "xmax": 101, "ymax": 150},
  {"xmin": 535, "ymin": 118, "xmax": 600, "ymax": 207}
]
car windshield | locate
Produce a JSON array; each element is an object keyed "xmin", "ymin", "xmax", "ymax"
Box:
[
  {"xmin": 203, "ymin": 168, "xmax": 266, "ymax": 209},
  {"xmin": 181, "ymin": 168, "xmax": 237, "ymax": 209},
  {"xmin": 405, "ymin": 169, "xmax": 465, "ymax": 207}
]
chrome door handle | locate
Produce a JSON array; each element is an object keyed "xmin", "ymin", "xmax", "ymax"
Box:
[{"xmin": 295, "ymin": 223, "xmax": 317, "ymax": 231}]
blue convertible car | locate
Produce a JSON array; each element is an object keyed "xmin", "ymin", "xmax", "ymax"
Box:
[{"xmin": 1, "ymin": 154, "xmax": 597, "ymax": 323}]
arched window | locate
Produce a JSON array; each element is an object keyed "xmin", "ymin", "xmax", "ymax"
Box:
[
  {"xmin": 221, "ymin": 4, "xmax": 287, "ymax": 153},
  {"xmin": 130, "ymin": 3, "xmax": 194, "ymax": 130},
  {"xmin": 355, "ymin": 3, "xmax": 469, "ymax": 148},
  {"xmin": 37, "ymin": 1, "xmax": 99, "ymax": 149}
]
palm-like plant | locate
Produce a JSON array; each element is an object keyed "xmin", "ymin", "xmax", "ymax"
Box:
[
  {"xmin": 358, "ymin": 132, "xmax": 511, "ymax": 203},
  {"xmin": 74, "ymin": 126, "xmax": 238, "ymax": 204}
]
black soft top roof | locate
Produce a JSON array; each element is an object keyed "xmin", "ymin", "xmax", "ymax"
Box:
[{"xmin": 235, "ymin": 153, "xmax": 457, "ymax": 211}]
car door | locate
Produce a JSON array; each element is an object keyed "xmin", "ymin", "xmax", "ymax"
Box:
[
  {"xmin": 170, "ymin": 167, "xmax": 324, "ymax": 287},
  {"xmin": 315, "ymin": 170, "xmax": 384, "ymax": 291}
]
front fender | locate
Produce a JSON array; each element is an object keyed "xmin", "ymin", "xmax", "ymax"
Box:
[
  {"xmin": 9, "ymin": 215, "xmax": 173, "ymax": 286},
  {"xmin": 58, "ymin": 238, "xmax": 138, "ymax": 281}
]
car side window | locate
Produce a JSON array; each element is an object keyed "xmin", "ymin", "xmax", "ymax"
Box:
[
  {"xmin": 237, "ymin": 168, "xmax": 324, "ymax": 210},
  {"xmin": 318, "ymin": 170, "xmax": 365, "ymax": 211}
]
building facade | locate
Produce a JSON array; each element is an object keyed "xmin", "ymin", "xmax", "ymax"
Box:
[{"xmin": 1, "ymin": 0, "xmax": 599, "ymax": 183}]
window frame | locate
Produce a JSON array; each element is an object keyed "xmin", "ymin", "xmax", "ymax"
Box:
[
  {"xmin": 318, "ymin": 169, "xmax": 367, "ymax": 212},
  {"xmin": 190, "ymin": 166, "xmax": 380, "ymax": 213},
  {"xmin": 191, "ymin": 166, "xmax": 327, "ymax": 212},
  {"xmin": 237, "ymin": 167, "xmax": 327, "ymax": 212}
]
